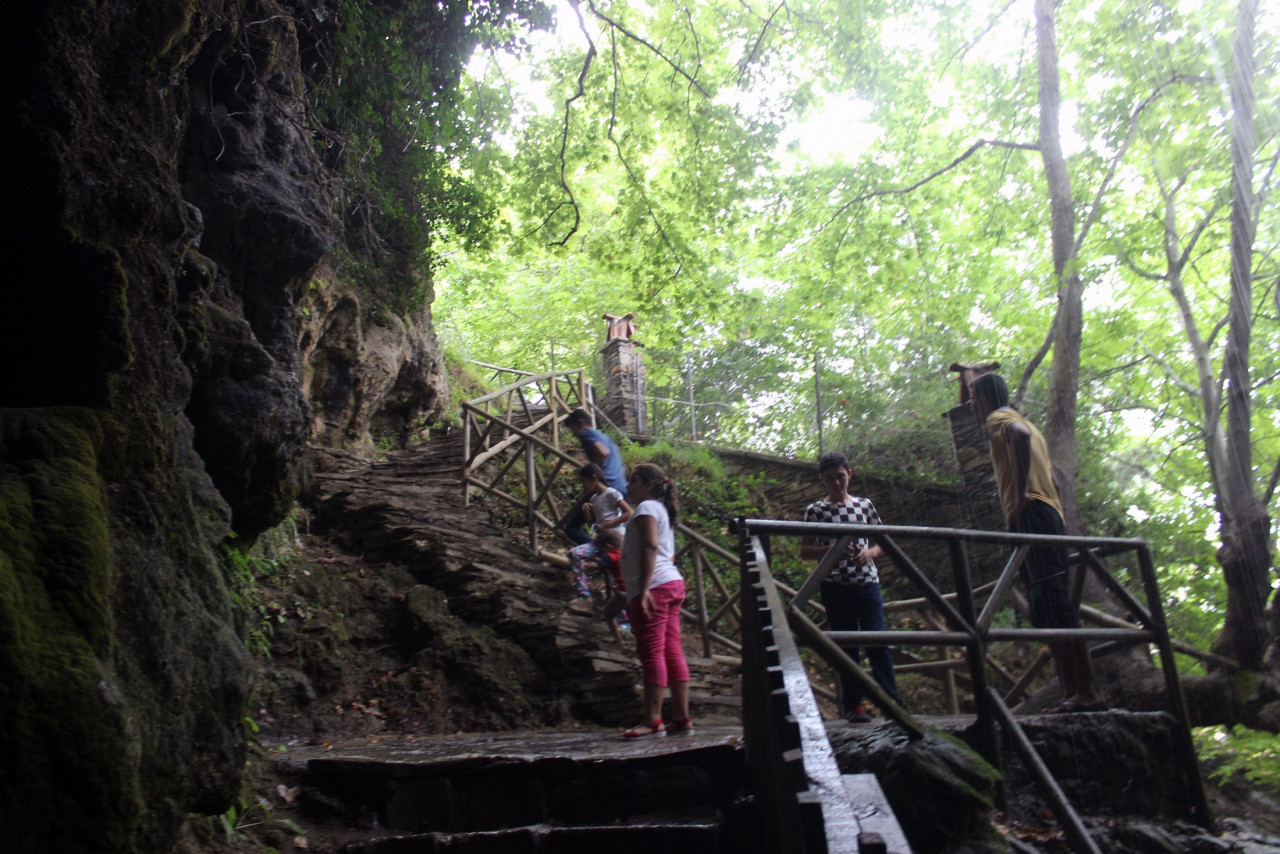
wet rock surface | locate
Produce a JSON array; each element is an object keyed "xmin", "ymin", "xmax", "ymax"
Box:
[
  {"xmin": 2, "ymin": 3, "xmax": 454, "ymax": 846},
  {"xmin": 831, "ymin": 713, "xmax": 1280, "ymax": 854}
]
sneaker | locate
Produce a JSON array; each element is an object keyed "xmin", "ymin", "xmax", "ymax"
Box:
[{"xmin": 843, "ymin": 703, "xmax": 872, "ymax": 724}]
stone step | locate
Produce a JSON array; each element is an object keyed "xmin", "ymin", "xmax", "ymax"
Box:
[
  {"xmin": 307, "ymin": 441, "xmax": 744, "ymax": 732},
  {"xmin": 334, "ymin": 820, "xmax": 723, "ymax": 854},
  {"xmin": 275, "ymin": 728, "xmax": 749, "ymax": 849}
]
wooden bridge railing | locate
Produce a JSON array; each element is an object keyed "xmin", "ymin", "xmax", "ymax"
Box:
[
  {"xmin": 459, "ymin": 365, "xmax": 1233, "ymax": 710},
  {"xmin": 734, "ymin": 516, "xmax": 1213, "ymax": 854},
  {"xmin": 460, "ymin": 368, "xmax": 756, "ymax": 660},
  {"xmin": 458, "ymin": 365, "xmax": 885, "ymax": 674}
]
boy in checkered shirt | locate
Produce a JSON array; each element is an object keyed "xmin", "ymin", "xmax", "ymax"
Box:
[{"xmin": 800, "ymin": 451, "xmax": 900, "ymax": 722}]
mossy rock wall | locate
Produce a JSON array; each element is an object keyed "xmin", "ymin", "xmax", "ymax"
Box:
[
  {"xmin": 0, "ymin": 1, "xmax": 447, "ymax": 851},
  {"xmin": 0, "ymin": 409, "xmax": 251, "ymax": 852}
]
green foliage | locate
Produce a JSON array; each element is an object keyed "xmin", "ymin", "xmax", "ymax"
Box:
[
  {"xmin": 213, "ymin": 794, "xmax": 302, "ymax": 850},
  {"xmin": 1194, "ymin": 725, "xmax": 1280, "ymax": 793},
  {"xmin": 373, "ymin": 434, "xmax": 398, "ymax": 459},
  {"xmin": 433, "ymin": 0, "xmax": 1279, "ymax": 667},
  {"xmin": 221, "ymin": 539, "xmax": 285, "ymax": 658},
  {"xmin": 309, "ymin": 0, "xmax": 552, "ymax": 313},
  {"xmin": 222, "ymin": 520, "xmax": 317, "ymax": 659},
  {"xmin": 625, "ymin": 440, "xmax": 737, "ymax": 519},
  {"xmin": 439, "ymin": 346, "xmax": 496, "ymax": 425}
]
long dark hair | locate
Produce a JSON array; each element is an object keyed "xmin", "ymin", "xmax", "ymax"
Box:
[
  {"xmin": 971, "ymin": 372, "xmax": 1010, "ymax": 411},
  {"xmin": 630, "ymin": 462, "xmax": 679, "ymax": 526}
]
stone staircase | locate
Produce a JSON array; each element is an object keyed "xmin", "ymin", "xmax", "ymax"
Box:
[
  {"xmin": 273, "ymin": 728, "xmax": 755, "ymax": 853},
  {"xmin": 306, "ymin": 431, "xmax": 741, "ymax": 727}
]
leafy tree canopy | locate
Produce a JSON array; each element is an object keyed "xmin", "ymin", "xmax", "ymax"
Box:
[{"xmin": 426, "ymin": 0, "xmax": 1279, "ymax": 656}]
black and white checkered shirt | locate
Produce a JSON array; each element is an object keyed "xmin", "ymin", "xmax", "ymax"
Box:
[{"xmin": 803, "ymin": 496, "xmax": 882, "ymax": 585}]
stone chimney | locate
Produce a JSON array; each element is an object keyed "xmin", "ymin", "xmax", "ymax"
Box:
[
  {"xmin": 600, "ymin": 313, "xmax": 647, "ymax": 435},
  {"xmin": 945, "ymin": 361, "xmax": 1006, "ymax": 585}
]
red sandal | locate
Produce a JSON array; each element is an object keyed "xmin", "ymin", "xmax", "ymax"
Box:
[
  {"xmin": 667, "ymin": 717, "xmax": 695, "ymax": 735},
  {"xmin": 621, "ymin": 720, "xmax": 666, "ymax": 738}
]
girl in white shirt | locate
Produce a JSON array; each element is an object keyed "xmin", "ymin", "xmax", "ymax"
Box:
[{"xmin": 619, "ymin": 463, "xmax": 692, "ymax": 737}]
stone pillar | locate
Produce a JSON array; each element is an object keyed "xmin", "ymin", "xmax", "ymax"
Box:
[
  {"xmin": 600, "ymin": 337, "xmax": 648, "ymax": 435},
  {"xmin": 946, "ymin": 362, "xmax": 1006, "ymax": 585}
]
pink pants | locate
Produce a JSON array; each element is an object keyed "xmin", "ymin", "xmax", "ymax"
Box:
[{"xmin": 630, "ymin": 580, "xmax": 690, "ymax": 687}]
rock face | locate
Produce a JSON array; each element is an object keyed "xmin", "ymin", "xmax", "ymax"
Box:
[
  {"xmin": 299, "ymin": 271, "xmax": 448, "ymax": 456},
  {"xmin": 830, "ymin": 713, "xmax": 1212, "ymax": 854},
  {"xmin": 0, "ymin": 2, "xmax": 448, "ymax": 852}
]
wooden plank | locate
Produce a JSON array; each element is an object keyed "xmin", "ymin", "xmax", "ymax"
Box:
[{"xmin": 841, "ymin": 775, "xmax": 913, "ymax": 854}]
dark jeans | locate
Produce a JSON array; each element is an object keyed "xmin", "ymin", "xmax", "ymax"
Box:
[
  {"xmin": 1012, "ymin": 500, "xmax": 1079, "ymax": 629},
  {"xmin": 821, "ymin": 580, "xmax": 899, "ymax": 711},
  {"xmin": 561, "ymin": 494, "xmax": 592, "ymax": 546}
]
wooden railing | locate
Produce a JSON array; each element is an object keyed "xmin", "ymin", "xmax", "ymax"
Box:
[
  {"xmin": 458, "ymin": 366, "xmax": 896, "ymax": 685},
  {"xmin": 459, "ymin": 365, "xmax": 1234, "ymax": 709},
  {"xmin": 460, "ymin": 368, "xmax": 753, "ymax": 660},
  {"xmin": 461, "ymin": 368, "xmax": 590, "ymax": 555},
  {"xmin": 734, "ymin": 516, "xmax": 1213, "ymax": 854}
]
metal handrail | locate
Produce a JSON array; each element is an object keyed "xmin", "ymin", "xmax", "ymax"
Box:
[{"xmin": 732, "ymin": 516, "xmax": 1213, "ymax": 848}]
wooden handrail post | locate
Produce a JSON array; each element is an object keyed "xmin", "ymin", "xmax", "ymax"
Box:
[
  {"xmin": 526, "ymin": 439, "xmax": 538, "ymax": 553},
  {"xmin": 463, "ymin": 409, "xmax": 473, "ymax": 506},
  {"xmin": 1137, "ymin": 544, "xmax": 1213, "ymax": 829},
  {"xmin": 693, "ymin": 544, "xmax": 711, "ymax": 658},
  {"xmin": 986, "ymin": 689, "xmax": 1103, "ymax": 854}
]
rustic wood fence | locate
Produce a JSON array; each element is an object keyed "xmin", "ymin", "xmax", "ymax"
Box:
[{"xmin": 459, "ymin": 365, "xmax": 756, "ymax": 664}]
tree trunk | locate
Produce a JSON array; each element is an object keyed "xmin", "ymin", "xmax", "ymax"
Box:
[
  {"xmin": 1034, "ymin": 0, "xmax": 1084, "ymax": 535},
  {"xmin": 1214, "ymin": 0, "xmax": 1273, "ymax": 671}
]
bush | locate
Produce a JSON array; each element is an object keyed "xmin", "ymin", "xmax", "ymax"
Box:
[{"xmin": 1194, "ymin": 725, "xmax": 1280, "ymax": 793}]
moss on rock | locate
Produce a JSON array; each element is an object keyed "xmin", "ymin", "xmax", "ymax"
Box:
[
  {"xmin": 1, "ymin": 405, "xmax": 254, "ymax": 853},
  {"xmin": 0, "ymin": 408, "xmax": 138, "ymax": 851}
]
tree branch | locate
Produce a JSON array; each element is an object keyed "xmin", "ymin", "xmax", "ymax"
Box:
[
  {"xmin": 603, "ymin": 28, "xmax": 684, "ymax": 283},
  {"xmin": 1088, "ymin": 356, "xmax": 1150, "ymax": 382},
  {"xmin": 1256, "ymin": 140, "xmax": 1280, "ymax": 201},
  {"xmin": 825, "ymin": 138, "xmax": 1039, "ymax": 229},
  {"xmin": 1140, "ymin": 343, "xmax": 1199, "ymax": 397},
  {"xmin": 951, "ymin": 0, "xmax": 1019, "ymax": 68},
  {"xmin": 1264, "ymin": 454, "xmax": 1280, "ymax": 509},
  {"xmin": 1177, "ymin": 198, "xmax": 1226, "ymax": 271},
  {"xmin": 545, "ymin": 0, "xmax": 596, "ymax": 246},
  {"xmin": 1014, "ymin": 321, "xmax": 1053, "ymax": 407},
  {"xmin": 1075, "ymin": 75, "xmax": 1206, "ymax": 256},
  {"xmin": 1114, "ymin": 236, "xmax": 1168, "ymax": 281},
  {"xmin": 737, "ymin": 1, "xmax": 787, "ymax": 87},
  {"xmin": 586, "ymin": 0, "xmax": 711, "ymax": 98}
]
